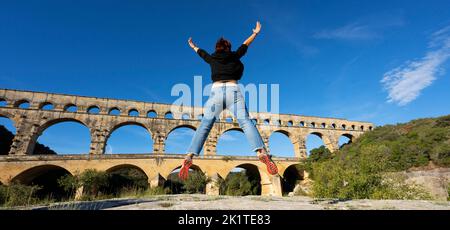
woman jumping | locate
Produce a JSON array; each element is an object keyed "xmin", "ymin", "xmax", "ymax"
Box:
[{"xmin": 179, "ymin": 21, "xmax": 278, "ymax": 180}]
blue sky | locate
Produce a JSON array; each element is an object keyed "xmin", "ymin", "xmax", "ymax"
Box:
[{"xmin": 1, "ymin": 0, "xmax": 450, "ymax": 157}]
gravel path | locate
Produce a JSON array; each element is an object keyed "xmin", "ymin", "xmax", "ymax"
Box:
[{"xmin": 97, "ymin": 194, "xmax": 450, "ymax": 210}]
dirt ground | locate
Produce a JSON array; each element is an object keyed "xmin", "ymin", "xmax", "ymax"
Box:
[{"xmin": 30, "ymin": 194, "xmax": 450, "ymax": 210}]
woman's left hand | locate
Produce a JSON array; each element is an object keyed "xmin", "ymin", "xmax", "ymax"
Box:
[{"xmin": 188, "ymin": 37, "xmax": 197, "ymax": 49}]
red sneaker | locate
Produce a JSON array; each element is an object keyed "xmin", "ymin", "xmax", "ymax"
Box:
[
  {"xmin": 259, "ymin": 153, "xmax": 278, "ymax": 175},
  {"xmin": 178, "ymin": 158, "xmax": 193, "ymax": 180}
]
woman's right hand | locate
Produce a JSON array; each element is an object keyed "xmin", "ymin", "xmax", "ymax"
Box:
[{"xmin": 253, "ymin": 21, "xmax": 262, "ymax": 34}]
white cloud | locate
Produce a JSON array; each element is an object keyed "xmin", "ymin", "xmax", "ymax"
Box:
[
  {"xmin": 167, "ymin": 128, "xmax": 195, "ymax": 140},
  {"xmin": 314, "ymin": 12, "xmax": 404, "ymax": 41},
  {"xmin": 381, "ymin": 26, "xmax": 450, "ymax": 106},
  {"xmin": 219, "ymin": 132, "xmax": 240, "ymax": 142},
  {"xmin": 123, "ymin": 127, "xmax": 152, "ymax": 139},
  {"xmin": 106, "ymin": 145, "xmax": 113, "ymax": 154},
  {"xmin": 314, "ymin": 23, "xmax": 378, "ymax": 40}
]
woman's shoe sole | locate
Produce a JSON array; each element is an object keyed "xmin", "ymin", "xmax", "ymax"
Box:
[
  {"xmin": 178, "ymin": 159, "xmax": 193, "ymax": 180},
  {"xmin": 259, "ymin": 154, "xmax": 278, "ymax": 175}
]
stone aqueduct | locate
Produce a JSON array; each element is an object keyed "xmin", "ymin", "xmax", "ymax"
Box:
[{"xmin": 0, "ymin": 88, "xmax": 373, "ymax": 196}]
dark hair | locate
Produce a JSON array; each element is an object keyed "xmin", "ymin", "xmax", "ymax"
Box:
[{"xmin": 215, "ymin": 37, "xmax": 232, "ymax": 53}]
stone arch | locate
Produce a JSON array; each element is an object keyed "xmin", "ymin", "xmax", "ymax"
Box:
[
  {"xmin": 305, "ymin": 131, "xmax": 333, "ymax": 153},
  {"xmin": 338, "ymin": 133, "xmax": 354, "ymax": 148},
  {"xmin": 109, "ymin": 121, "xmax": 150, "ymax": 135},
  {"xmin": 14, "ymin": 99, "xmax": 30, "ymax": 108},
  {"xmin": 225, "ymin": 116, "xmax": 234, "ymax": 123},
  {"xmin": 108, "ymin": 107, "xmax": 121, "ymax": 115},
  {"xmin": 341, "ymin": 133, "xmax": 354, "ymax": 140},
  {"xmin": 63, "ymin": 103, "xmax": 77, "ymax": 112},
  {"xmin": 147, "ymin": 110, "xmax": 157, "ymax": 118},
  {"xmin": 222, "ymin": 163, "xmax": 262, "ymax": 195},
  {"xmin": 106, "ymin": 122, "xmax": 153, "ymax": 154},
  {"xmin": 164, "ymin": 164, "xmax": 204, "ymax": 194},
  {"xmin": 305, "ymin": 131, "xmax": 335, "ymax": 154},
  {"xmin": 38, "ymin": 101, "xmax": 54, "ymax": 110},
  {"xmin": 0, "ymin": 113, "xmax": 17, "ymax": 131},
  {"xmin": 165, "ymin": 111, "xmax": 173, "ymax": 119},
  {"xmin": 217, "ymin": 128, "xmax": 255, "ymax": 156},
  {"xmin": 308, "ymin": 131, "xmax": 323, "ymax": 139},
  {"xmin": 34, "ymin": 118, "xmax": 91, "ymax": 154},
  {"xmin": 219, "ymin": 127, "xmax": 244, "ymax": 137},
  {"xmin": 11, "ymin": 164, "xmax": 74, "ymax": 200},
  {"xmin": 105, "ymin": 164, "xmax": 150, "ymax": 194},
  {"xmin": 87, "ymin": 105, "xmax": 100, "ymax": 114},
  {"xmin": 181, "ymin": 113, "xmax": 191, "ymax": 120},
  {"xmin": 0, "ymin": 98, "xmax": 7, "ymax": 107},
  {"xmin": 105, "ymin": 164, "xmax": 148, "ymax": 176},
  {"xmin": 166, "ymin": 124, "xmax": 197, "ymax": 137},
  {"xmin": 281, "ymin": 163, "xmax": 304, "ymax": 195},
  {"xmin": 164, "ymin": 164, "xmax": 203, "ymax": 179},
  {"xmin": 0, "ymin": 115, "xmax": 17, "ymax": 155},
  {"xmin": 128, "ymin": 108, "xmax": 139, "ymax": 117},
  {"xmin": 11, "ymin": 164, "xmax": 73, "ymax": 184},
  {"xmin": 272, "ymin": 129, "xmax": 292, "ymax": 138},
  {"xmin": 38, "ymin": 118, "xmax": 90, "ymax": 135},
  {"xmin": 268, "ymin": 130, "xmax": 295, "ymax": 157},
  {"xmin": 165, "ymin": 125, "xmax": 197, "ymax": 154}
]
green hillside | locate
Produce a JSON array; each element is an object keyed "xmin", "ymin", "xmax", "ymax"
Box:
[
  {"xmin": 304, "ymin": 114, "xmax": 450, "ymax": 200},
  {"xmin": 340, "ymin": 114, "xmax": 450, "ymax": 170}
]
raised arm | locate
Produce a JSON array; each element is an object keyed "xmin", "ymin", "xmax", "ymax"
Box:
[
  {"xmin": 188, "ymin": 37, "xmax": 199, "ymax": 52},
  {"xmin": 243, "ymin": 21, "xmax": 261, "ymax": 46},
  {"xmin": 188, "ymin": 37, "xmax": 212, "ymax": 63}
]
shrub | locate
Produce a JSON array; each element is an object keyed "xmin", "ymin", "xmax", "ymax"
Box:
[
  {"xmin": 310, "ymin": 149, "xmax": 432, "ymax": 200},
  {"xmin": 220, "ymin": 172, "xmax": 259, "ymax": 196},
  {"xmin": 182, "ymin": 171, "xmax": 209, "ymax": 194},
  {"xmin": 0, "ymin": 183, "xmax": 42, "ymax": 207},
  {"xmin": 58, "ymin": 169, "xmax": 109, "ymax": 198},
  {"xmin": 57, "ymin": 174, "xmax": 80, "ymax": 195},
  {"xmin": 80, "ymin": 169, "xmax": 109, "ymax": 196},
  {"xmin": 164, "ymin": 173, "xmax": 185, "ymax": 194},
  {"xmin": 308, "ymin": 146, "xmax": 332, "ymax": 163},
  {"xmin": 340, "ymin": 115, "xmax": 450, "ymax": 170},
  {"xmin": 307, "ymin": 115, "xmax": 450, "ymax": 200},
  {"xmin": 142, "ymin": 186, "xmax": 170, "ymax": 196},
  {"xmin": 119, "ymin": 186, "xmax": 169, "ymax": 198},
  {"xmin": 370, "ymin": 174, "xmax": 432, "ymax": 200},
  {"xmin": 106, "ymin": 168, "xmax": 149, "ymax": 195},
  {"xmin": 302, "ymin": 145, "xmax": 333, "ymax": 178},
  {"xmin": 434, "ymin": 115, "xmax": 450, "ymax": 127}
]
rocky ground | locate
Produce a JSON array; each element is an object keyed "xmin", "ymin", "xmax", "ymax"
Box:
[{"xmin": 29, "ymin": 194, "xmax": 450, "ymax": 210}]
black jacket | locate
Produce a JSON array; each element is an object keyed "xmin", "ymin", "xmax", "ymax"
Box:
[{"xmin": 197, "ymin": 44, "xmax": 248, "ymax": 82}]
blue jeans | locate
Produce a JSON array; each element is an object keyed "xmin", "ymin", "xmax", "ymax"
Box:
[{"xmin": 187, "ymin": 84, "xmax": 266, "ymax": 155}]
